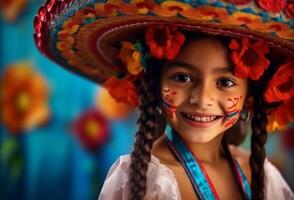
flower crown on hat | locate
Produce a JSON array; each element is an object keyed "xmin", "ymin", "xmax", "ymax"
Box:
[{"xmin": 104, "ymin": 24, "xmax": 293, "ymax": 132}]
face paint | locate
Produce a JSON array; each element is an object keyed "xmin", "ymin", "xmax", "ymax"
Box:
[
  {"xmin": 224, "ymin": 96, "xmax": 243, "ymax": 128},
  {"xmin": 162, "ymin": 88, "xmax": 178, "ymax": 118}
]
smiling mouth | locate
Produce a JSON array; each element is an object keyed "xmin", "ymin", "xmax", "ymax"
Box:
[{"xmin": 180, "ymin": 112, "xmax": 223, "ymax": 122}]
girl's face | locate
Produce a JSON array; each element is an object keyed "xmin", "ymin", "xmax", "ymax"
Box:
[{"xmin": 160, "ymin": 38, "xmax": 248, "ymax": 143}]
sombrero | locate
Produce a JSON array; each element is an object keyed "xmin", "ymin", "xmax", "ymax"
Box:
[{"xmin": 34, "ymin": 0, "xmax": 294, "ymax": 84}]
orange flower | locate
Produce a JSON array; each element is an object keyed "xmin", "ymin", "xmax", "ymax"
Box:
[
  {"xmin": 145, "ymin": 25, "xmax": 185, "ymax": 60},
  {"xmin": 104, "ymin": 77, "xmax": 139, "ymax": 106},
  {"xmin": 267, "ymin": 99, "xmax": 294, "ymax": 132},
  {"xmin": 119, "ymin": 42, "xmax": 144, "ymax": 75},
  {"xmin": 229, "ymin": 38, "xmax": 270, "ymax": 80},
  {"xmin": 96, "ymin": 87, "xmax": 134, "ymax": 120},
  {"xmin": 264, "ymin": 60, "xmax": 294, "ymax": 103},
  {"xmin": 1, "ymin": 62, "xmax": 50, "ymax": 133},
  {"xmin": 0, "ymin": 0, "xmax": 27, "ymax": 22}
]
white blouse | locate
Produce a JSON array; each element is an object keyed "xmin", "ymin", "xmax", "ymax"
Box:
[{"xmin": 98, "ymin": 154, "xmax": 294, "ymax": 200}]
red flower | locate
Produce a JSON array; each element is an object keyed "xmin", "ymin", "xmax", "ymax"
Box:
[
  {"xmin": 104, "ymin": 77, "xmax": 139, "ymax": 107},
  {"xmin": 145, "ymin": 25, "xmax": 185, "ymax": 60},
  {"xmin": 285, "ymin": 2, "xmax": 294, "ymax": 18},
  {"xmin": 266, "ymin": 99, "xmax": 294, "ymax": 132},
  {"xmin": 71, "ymin": 109, "xmax": 109, "ymax": 151},
  {"xmin": 264, "ymin": 60, "xmax": 294, "ymax": 103},
  {"xmin": 229, "ymin": 38, "xmax": 270, "ymax": 80},
  {"xmin": 227, "ymin": 0, "xmax": 252, "ymax": 5},
  {"xmin": 256, "ymin": 0, "xmax": 287, "ymax": 13}
]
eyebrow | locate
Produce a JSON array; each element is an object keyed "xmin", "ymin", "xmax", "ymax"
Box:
[{"xmin": 165, "ymin": 61, "xmax": 233, "ymax": 74}]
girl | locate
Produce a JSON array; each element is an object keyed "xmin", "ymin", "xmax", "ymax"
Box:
[{"xmin": 34, "ymin": 0, "xmax": 294, "ymax": 199}]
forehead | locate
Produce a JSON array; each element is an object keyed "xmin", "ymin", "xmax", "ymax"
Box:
[{"xmin": 171, "ymin": 38, "xmax": 231, "ymax": 72}]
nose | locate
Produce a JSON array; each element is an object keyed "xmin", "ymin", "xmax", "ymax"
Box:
[{"xmin": 190, "ymin": 82, "xmax": 214, "ymax": 107}]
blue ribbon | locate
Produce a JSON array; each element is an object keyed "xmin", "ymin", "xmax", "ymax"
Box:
[{"xmin": 165, "ymin": 124, "xmax": 252, "ymax": 200}]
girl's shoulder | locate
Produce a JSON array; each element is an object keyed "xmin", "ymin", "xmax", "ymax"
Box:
[{"xmin": 98, "ymin": 154, "xmax": 181, "ymax": 200}]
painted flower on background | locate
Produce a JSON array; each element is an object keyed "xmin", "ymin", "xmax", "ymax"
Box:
[
  {"xmin": 255, "ymin": 0, "xmax": 287, "ymax": 13},
  {"xmin": 264, "ymin": 60, "xmax": 294, "ymax": 103},
  {"xmin": 119, "ymin": 42, "xmax": 144, "ymax": 75},
  {"xmin": 71, "ymin": 109, "xmax": 109, "ymax": 151},
  {"xmin": 1, "ymin": 62, "xmax": 50, "ymax": 134},
  {"xmin": 0, "ymin": 0, "xmax": 27, "ymax": 22},
  {"xmin": 96, "ymin": 88, "xmax": 134, "ymax": 120},
  {"xmin": 266, "ymin": 99, "xmax": 294, "ymax": 132},
  {"xmin": 229, "ymin": 38, "xmax": 270, "ymax": 80},
  {"xmin": 104, "ymin": 77, "xmax": 139, "ymax": 107},
  {"xmin": 145, "ymin": 25, "xmax": 185, "ymax": 60}
]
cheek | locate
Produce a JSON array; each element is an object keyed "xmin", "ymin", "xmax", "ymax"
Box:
[
  {"xmin": 223, "ymin": 96, "xmax": 244, "ymax": 128},
  {"xmin": 161, "ymin": 87, "xmax": 179, "ymax": 119}
]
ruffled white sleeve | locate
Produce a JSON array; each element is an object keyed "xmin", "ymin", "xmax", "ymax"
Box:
[
  {"xmin": 98, "ymin": 154, "xmax": 181, "ymax": 200},
  {"xmin": 264, "ymin": 159, "xmax": 294, "ymax": 200}
]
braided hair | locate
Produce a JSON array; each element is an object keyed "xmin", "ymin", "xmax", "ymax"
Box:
[
  {"xmin": 129, "ymin": 58, "xmax": 164, "ymax": 200},
  {"xmin": 249, "ymin": 54, "xmax": 282, "ymax": 200}
]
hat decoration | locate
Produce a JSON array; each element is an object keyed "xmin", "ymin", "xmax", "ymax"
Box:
[{"xmin": 34, "ymin": 0, "xmax": 294, "ymax": 130}]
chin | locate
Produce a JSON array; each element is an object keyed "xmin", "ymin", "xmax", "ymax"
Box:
[{"xmin": 182, "ymin": 130, "xmax": 221, "ymax": 144}]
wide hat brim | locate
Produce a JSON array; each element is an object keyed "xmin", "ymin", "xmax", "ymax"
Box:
[{"xmin": 34, "ymin": 0, "xmax": 294, "ymax": 84}]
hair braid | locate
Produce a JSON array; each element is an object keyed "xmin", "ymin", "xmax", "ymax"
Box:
[
  {"xmin": 129, "ymin": 61, "xmax": 161, "ymax": 200},
  {"xmin": 249, "ymin": 86, "xmax": 268, "ymax": 200}
]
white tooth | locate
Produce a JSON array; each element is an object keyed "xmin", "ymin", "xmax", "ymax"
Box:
[
  {"xmin": 201, "ymin": 117, "xmax": 206, "ymax": 121},
  {"xmin": 195, "ymin": 116, "xmax": 201, "ymax": 121}
]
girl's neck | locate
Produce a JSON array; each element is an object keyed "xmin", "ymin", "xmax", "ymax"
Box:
[{"xmin": 183, "ymin": 134, "xmax": 225, "ymax": 166}]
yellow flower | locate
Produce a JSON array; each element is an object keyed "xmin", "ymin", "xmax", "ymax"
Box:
[{"xmin": 119, "ymin": 42, "xmax": 144, "ymax": 75}]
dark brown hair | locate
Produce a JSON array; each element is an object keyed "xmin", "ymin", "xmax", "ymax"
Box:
[{"xmin": 129, "ymin": 34, "xmax": 281, "ymax": 200}]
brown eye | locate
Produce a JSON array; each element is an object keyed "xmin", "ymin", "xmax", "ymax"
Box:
[
  {"xmin": 217, "ymin": 78, "xmax": 236, "ymax": 87},
  {"xmin": 172, "ymin": 73, "xmax": 192, "ymax": 83}
]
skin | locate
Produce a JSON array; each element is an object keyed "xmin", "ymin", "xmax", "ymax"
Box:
[{"xmin": 151, "ymin": 38, "xmax": 251, "ymax": 200}]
